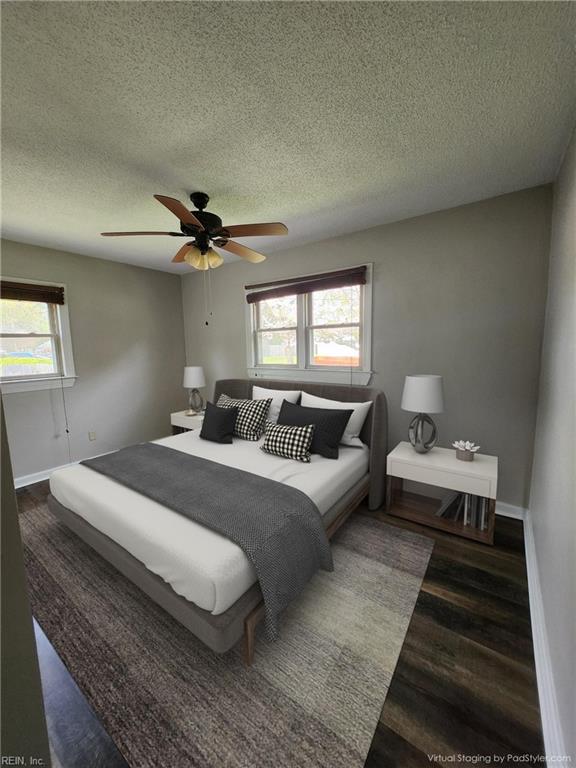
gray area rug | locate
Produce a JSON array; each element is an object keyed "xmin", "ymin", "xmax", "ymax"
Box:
[{"xmin": 21, "ymin": 499, "xmax": 433, "ymax": 768}]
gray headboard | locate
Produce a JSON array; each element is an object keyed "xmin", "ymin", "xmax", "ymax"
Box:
[{"xmin": 213, "ymin": 378, "xmax": 387, "ymax": 510}]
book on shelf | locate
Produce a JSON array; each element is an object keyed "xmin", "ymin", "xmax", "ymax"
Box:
[
  {"xmin": 480, "ymin": 497, "xmax": 487, "ymax": 531},
  {"xmin": 435, "ymin": 491, "xmax": 459, "ymax": 517},
  {"xmin": 433, "ymin": 492, "xmax": 491, "ymax": 531},
  {"xmin": 463, "ymin": 494, "xmax": 489, "ymax": 531},
  {"xmin": 435, "ymin": 491, "xmax": 465, "ymax": 522},
  {"xmin": 455, "ymin": 494, "xmax": 465, "ymax": 522}
]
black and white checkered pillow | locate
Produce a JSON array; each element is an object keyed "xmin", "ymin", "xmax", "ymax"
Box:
[
  {"xmin": 261, "ymin": 422, "xmax": 315, "ymax": 463},
  {"xmin": 217, "ymin": 394, "xmax": 272, "ymax": 440}
]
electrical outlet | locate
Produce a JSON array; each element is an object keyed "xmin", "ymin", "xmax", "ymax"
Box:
[{"xmin": 88, "ymin": 431, "xmax": 97, "ymax": 441}]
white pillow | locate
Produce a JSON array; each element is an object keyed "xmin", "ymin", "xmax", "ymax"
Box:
[
  {"xmin": 252, "ymin": 385, "xmax": 301, "ymax": 423},
  {"xmin": 300, "ymin": 392, "xmax": 372, "ymax": 447}
]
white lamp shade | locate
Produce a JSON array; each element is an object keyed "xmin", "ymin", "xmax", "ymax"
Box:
[
  {"xmin": 401, "ymin": 375, "xmax": 444, "ymax": 414},
  {"xmin": 183, "ymin": 366, "xmax": 205, "ymax": 389}
]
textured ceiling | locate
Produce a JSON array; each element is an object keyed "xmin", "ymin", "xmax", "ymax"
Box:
[{"xmin": 2, "ymin": 2, "xmax": 575, "ymax": 273}]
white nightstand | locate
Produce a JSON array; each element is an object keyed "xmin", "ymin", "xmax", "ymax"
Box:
[
  {"xmin": 171, "ymin": 411, "xmax": 204, "ymax": 435},
  {"xmin": 386, "ymin": 441, "xmax": 498, "ymax": 545}
]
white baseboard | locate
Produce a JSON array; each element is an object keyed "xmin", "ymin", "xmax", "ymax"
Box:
[
  {"xmin": 522, "ymin": 510, "xmax": 566, "ymax": 760},
  {"xmin": 495, "ymin": 501, "xmax": 565, "ymax": 757},
  {"xmin": 14, "ymin": 464, "xmax": 69, "ymax": 489},
  {"xmin": 495, "ymin": 501, "xmax": 526, "ymax": 520},
  {"xmin": 14, "ymin": 453, "xmax": 109, "ymax": 489}
]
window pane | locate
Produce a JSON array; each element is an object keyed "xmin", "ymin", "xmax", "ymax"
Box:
[
  {"xmin": 310, "ymin": 286, "xmax": 360, "ymax": 326},
  {"xmin": 0, "ymin": 299, "xmax": 52, "ymax": 333},
  {"xmin": 257, "ymin": 296, "xmax": 297, "ymax": 329},
  {"xmin": 257, "ymin": 330, "xmax": 297, "ymax": 365},
  {"xmin": 310, "ymin": 327, "xmax": 360, "ymax": 367},
  {"xmin": 0, "ymin": 336, "xmax": 58, "ymax": 378}
]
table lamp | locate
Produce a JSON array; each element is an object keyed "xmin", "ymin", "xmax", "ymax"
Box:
[
  {"xmin": 183, "ymin": 366, "xmax": 206, "ymax": 415},
  {"xmin": 401, "ymin": 375, "xmax": 444, "ymax": 453}
]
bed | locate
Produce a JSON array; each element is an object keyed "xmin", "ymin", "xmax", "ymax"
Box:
[{"xmin": 47, "ymin": 378, "xmax": 388, "ymax": 664}]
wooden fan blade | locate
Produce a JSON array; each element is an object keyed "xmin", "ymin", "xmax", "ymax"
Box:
[
  {"xmin": 101, "ymin": 231, "xmax": 184, "ymax": 237},
  {"xmin": 219, "ymin": 223, "xmax": 288, "ymax": 238},
  {"xmin": 218, "ymin": 240, "xmax": 266, "ymax": 263},
  {"xmin": 172, "ymin": 242, "xmax": 195, "ymax": 263},
  {"xmin": 154, "ymin": 195, "xmax": 204, "ymax": 230}
]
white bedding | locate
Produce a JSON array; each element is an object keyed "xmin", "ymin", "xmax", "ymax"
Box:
[{"xmin": 49, "ymin": 431, "xmax": 369, "ymax": 615}]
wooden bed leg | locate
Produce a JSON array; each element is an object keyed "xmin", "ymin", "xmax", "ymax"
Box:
[
  {"xmin": 243, "ymin": 619, "xmax": 255, "ymax": 666},
  {"xmin": 386, "ymin": 474, "xmax": 393, "ymax": 509},
  {"xmin": 243, "ymin": 603, "xmax": 265, "ymax": 666}
]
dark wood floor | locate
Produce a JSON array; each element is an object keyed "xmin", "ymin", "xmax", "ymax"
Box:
[
  {"xmin": 364, "ymin": 508, "xmax": 544, "ymax": 766},
  {"xmin": 18, "ymin": 482, "xmax": 544, "ymax": 767}
]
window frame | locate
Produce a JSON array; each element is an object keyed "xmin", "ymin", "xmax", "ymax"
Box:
[
  {"xmin": 246, "ymin": 263, "xmax": 373, "ymax": 385},
  {"xmin": 0, "ymin": 277, "xmax": 77, "ymax": 394}
]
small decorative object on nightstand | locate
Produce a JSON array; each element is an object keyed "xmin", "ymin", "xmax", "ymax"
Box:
[
  {"xmin": 453, "ymin": 440, "xmax": 480, "ymax": 462},
  {"xmin": 401, "ymin": 375, "xmax": 444, "ymax": 453},
  {"xmin": 183, "ymin": 366, "xmax": 205, "ymax": 415}
]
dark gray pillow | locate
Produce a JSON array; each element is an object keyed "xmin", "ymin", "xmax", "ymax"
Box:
[
  {"xmin": 200, "ymin": 402, "xmax": 238, "ymax": 444},
  {"xmin": 277, "ymin": 400, "xmax": 353, "ymax": 459}
]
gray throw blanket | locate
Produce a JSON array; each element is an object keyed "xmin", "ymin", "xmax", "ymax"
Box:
[{"xmin": 82, "ymin": 443, "xmax": 333, "ymax": 640}]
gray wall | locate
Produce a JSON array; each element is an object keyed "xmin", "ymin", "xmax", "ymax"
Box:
[
  {"xmin": 182, "ymin": 186, "xmax": 552, "ymax": 507},
  {"xmin": 1, "ymin": 240, "xmax": 187, "ymax": 479},
  {"xmin": 529, "ymin": 131, "xmax": 576, "ymax": 757}
]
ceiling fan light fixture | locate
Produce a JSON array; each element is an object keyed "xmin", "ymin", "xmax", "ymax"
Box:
[
  {"xmin": 183, "ymin": 245, "xmax": 204, "ymax": 270},
  {"xmin": 207, "ymin": 248, "xmax": 224, "ymax": 269},
  {"xmin": 183, "ymin": 245, "xmax": 222, "ymax": 270}
]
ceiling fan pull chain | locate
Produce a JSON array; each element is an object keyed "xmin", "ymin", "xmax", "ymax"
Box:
[
  {"xmin": 203, "ymin": 270, "xmax": 209, "ymax": 326},
  {"xmin": 207, "ymin": 267, "xmax": 214, "ymax": 321}
]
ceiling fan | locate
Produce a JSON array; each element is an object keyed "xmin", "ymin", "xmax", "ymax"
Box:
[{"xmin": 101, "ymin": 192, "xmax": 288, "ymax": 270}]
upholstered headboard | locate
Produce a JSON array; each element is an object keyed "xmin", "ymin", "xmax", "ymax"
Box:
[{"xmin": 213, "ymin": 378, "xmax": 387, "ymax": 510}]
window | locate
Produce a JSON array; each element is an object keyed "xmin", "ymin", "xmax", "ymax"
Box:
[
  {"xmin": 246, "ymin": 265, "xmax": 372, "ymax": 384},
  {"xmin": 1, "ymin": 299, "xmax": 62, "ymax": 379},
  {"xmin": 0, "ymin": 279, "xmax": 76, "ymax": 393},
  {"xmin": 254, "ymin": 295, "xmax": 298, "ymax": 366},
  {"xmin": 308, "ymin": 285, "xmax": 361, "ymax": 367}
]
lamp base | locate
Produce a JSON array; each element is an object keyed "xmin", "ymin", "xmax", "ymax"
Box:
[
  {"xmin": 408, "ymin": 412, "xmax": 438, "ymax": 453},
  {"xmin": 187, "ymin": 388, "xmax": 204, "ymax": 416}
]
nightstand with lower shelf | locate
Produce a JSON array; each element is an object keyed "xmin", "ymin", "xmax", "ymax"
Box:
[
  {"xmin": 386, "ymin": 441, "xmax": 498, "ymax": 545},
  {"xmin": 171, "ymin": 411, "xmax": 204, "ymax": 435}
]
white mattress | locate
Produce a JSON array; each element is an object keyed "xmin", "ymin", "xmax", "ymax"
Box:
[{"xmin": 49, "ymin": 432, "xmax": 369, "ymax": 615}]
